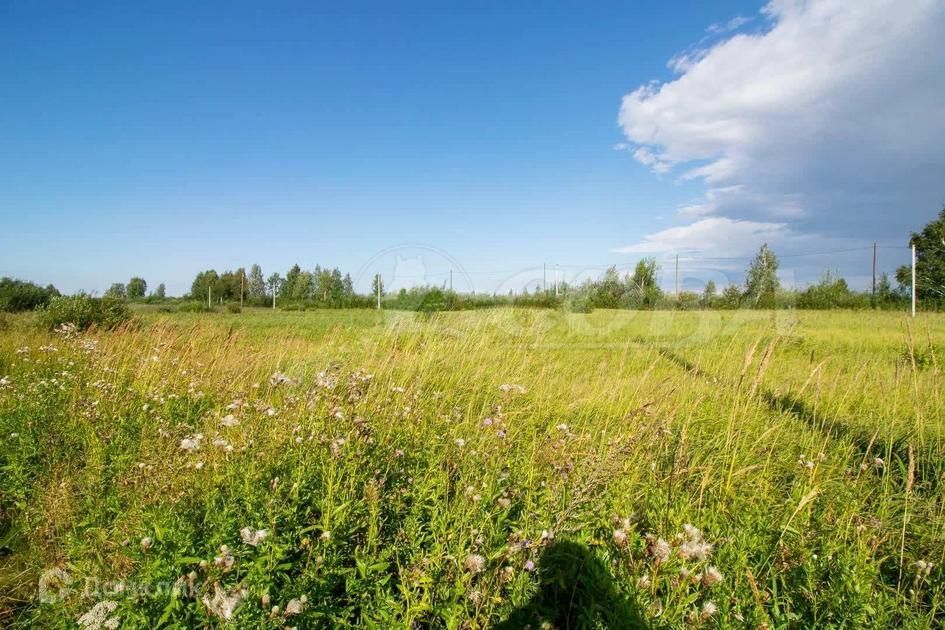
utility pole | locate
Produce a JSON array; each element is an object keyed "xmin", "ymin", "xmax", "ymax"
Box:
[
  {"xmin": 240, "ymin": 270, "xmax": 245, "ymax": 308},
  {"xmin": 376, "ymin": 273, "xmax": 381, "ymax": 310},
  {"xmin": 449, "ymin": 269, "xmax": 453, "ymax": 292},
  {"xmin": 911, "ymin": 242, "xmax": 917, "ymax": 318},
  {"xmin": 675, "ymin": 254, "xmax": 679, "ymax": 297},
  {"xmin": 272, "ymin": 283, "xmax": 276, "ymax": 310},
  {"xmin": 871, "ymin": 242, "xmax": 877, "ymax": 301},
  {"xmin": 543, "ymin": 263, "xmax": 547, "ymax": 293},
  {"xmin": 208, "ymin": 286, "xmax": 211, "ymax": 309},
  {"xmin": 554, "ymin": 264, "xmax": 559, "ymax": 297}
]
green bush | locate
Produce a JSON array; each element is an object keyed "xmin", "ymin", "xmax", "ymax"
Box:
[
  {"xmin": 225, "ymin": 303, "xmax": 242, "ymax": 314},
  {"xmin": 177, "ymin": 301, "xmax": 212, "ymax": 313},
  {"xmin": 39, "ymin": 294, "xmax": 131, "ymax": 331},
  {"xmin": 0, "ymin": 277, "xmax": 59, "ymax": 312}
]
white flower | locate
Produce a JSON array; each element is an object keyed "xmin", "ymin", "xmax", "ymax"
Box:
[
  {"xmin": 220, "ymin": 414, "xmax": 239, "ymax": 427},
  {"xmin": 140, "ymin": 537, "xmax": 153, "ymax": 550},
  {"xmin": 179, "ymin": 433, "xmax": 204, "ymax": 451},
  {"xmin": 499, "ymin": 383, "xmax": 527, "ymax": 394},
  {"xmin": 464, "ymin": 554, "xmax": 486, "ymax": 574},
  {"xmin": 915, "ymin": 560, "xmax": 934, "ymax": 576},
  {"xmin": 637, "ymin": 575, "xmax": 651, "ymax": 589},
  {"xmin": 319, "ymin": 530, "xmax": 331, "ymax": 541},
  {"xmin": 77, "ymin": 600, "xmax": 120, "ymax": 629},
  {"xmin": 269, "ymin": 371, "xmax": 298, "ymax": 386},
  {"xmin": 701, "ymin": 601, "xmax": 717, "ymax": 619},
  {"xmin": 240, "ymin": 527, "xmax": 269, "ymax": 547},
  {"xmin": 646, "ymin": 536, "xmax": 671, "ymax": 562},
  {"xmin": 613, "ymin": 529, "xmax": 628, "ymax": 547},
  {"xmin": 682, "ymin": 523, "xmax": 701, "ymax": 541},
  {"xmin": 702, "ymin": 566, "xmax": 724, "ymax": 587},
  {"xmin": 679, "ymin": 540, "xmax": 713, "ymax": 562},
  {"xmin": 454, "ymin": 438, "xmax": 466, "ymax": 448},
  {"xmin": 284, "ymin": 597, "xmax": 305, "ymax": 615},
  {"xmin": 202, "ymin": 583, "xmax": 247, "ymax": 621}
]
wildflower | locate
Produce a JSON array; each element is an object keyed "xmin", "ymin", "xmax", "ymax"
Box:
[
  {"xmin": 220, "ymin": 414, "xmax": 239, "ymax": 427},
  {"xmin": 501, "ymin": 566, "xmax": 515, "ymax": 582},
  {"xmin": 203, "ymin": 583, "xmax": 247, "ymax": 621},
  {"xmin": 284, "ymin": 597, "xmax": 304, "ymax": 615},
  {"xmin": 682, "ymin": 523, "xmax": 701, "ymax": 541},
  {"xmin": 497, "ymin": 497, "xmax": 511, "ymax": 509},
  {"xmin": 214, "ymin": 545, "xmax": 235, "ymax": 571},
  {"xmin": 679, "ymin": 539, "xmax": 713, "ymax": 562},
  {"xmin": 481, "ymin": 417, "xmax": 493, "ymax": 427},
  {"xmin": 179, "ymin": 434, "xmax": 203, "ymax": 451},
  {"xmin": 499, "ymin": 383, "xmax": 527, "ymax": 394},
  {"xmin": 702, "ymin": 566, "xmax": 724, "ymax": 587},
  {"xmin": 464, "ymin": 554, "xmax": 486, "ymax": 574},
  {"xmin": 9, "ymin": 432, "xmax": 19, "ymax": 439},
  {"xmin": 873, "ymin": 457, "xmax": 885, "ymax": 469},
  {"xmin": 195, "ymin": 461, "xmax": 204, "ymax": 470},
  {"xmin": 0, "ymin": 376, "xmax": 10, "ymax": 388},
  {"xmin": 468, "ymin": 590, "xmax": 483, "ymax": 605},
  {"xmin": 613, "ymin": 529, "xmax": 628, "ymax": 547},
  {"xmin": 701, "ymin": 601, "xmax": 717, "ymax": 620},
  {"xmin": 240, "ymin": 527, "xmax": 269, "ymax": 547},
  {"xmin": 77, "ymin": 600, "xmax": 120, "ymax": 629},
  {"xmin": 915, "ymin": 560, "xmax": 934, "ymax": 577},
  {"xmin": 646, "ymin": 535, "xmax": 671, "ymax": 563},
  {"xmin": 394, "ymin": 449, "xmax": 405, "ymax": 458},
  {"xmin": 797, "ymin": 455, "xmax": 814, "ymax": 470},
  {"xmin": 319, "ymin": 530, "xmax": 331, "ymax": 541},
  {"xmin": 140, "ymin": 537, "xmax": 153, "ymax": 551},
  {"xmin": 454, "ymin": 438, "xmax": 466, "ymax": 448},
  {"xmin": 390, "ymin": 385, "xmax": 405, "ymax": 393},
  {"xmin": 269, "ymin": 371, "xmax": 298, "ymax": 386},
  {"xmin": 637, "ymin": 575, "xmax": 651, "ymax": 589},
  {"xmin": 524, "ymin": 559, "xmax": 536, "ymax": 572},
  {"xmin": 496, "ymin": 429, "xmax": 507, "ymax": 440}
]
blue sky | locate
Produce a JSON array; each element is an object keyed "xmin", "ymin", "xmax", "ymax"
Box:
[{"xmin": 1, "ymin": 1, "xmax": 940, "ymax": 295}]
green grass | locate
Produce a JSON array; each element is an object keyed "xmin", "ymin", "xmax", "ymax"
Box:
[{"xmin": 1, "ymin": 308, "xmax": 943, "ymax": 628}]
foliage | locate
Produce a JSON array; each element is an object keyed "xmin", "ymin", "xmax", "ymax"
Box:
[
  {"xmin": 105, "ymin": 282, "xmax": 127, "ymax": 299},
  {"xmin": 127, "ymin": 277, "xmax": 147, "ymax": 299},
  {"xmin": 2, "ymin": 309, "xmax": 944, "ymax": 627},
  {"xmin": 0, "ymin": 277, "xmax": 59, "ymax": 312},
  {"xmin": 897, "ymin": 206, "xmax": 945, "ymax": 301},
  {"xmin": 744, "ymin": 243, "xmax": 780, "ymax": 308},
  {"xmin": 38, "ymin": 294, "xmax": 131, "ymax": 330},
  {"xmin": 155, "ymin": 283, "xmax": 166, "ymax": 299}
]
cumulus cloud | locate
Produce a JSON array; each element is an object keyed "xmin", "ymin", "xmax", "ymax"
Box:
[{"xmin": 616, "ymin": 0, "xmax": 945, "ymax": 269}]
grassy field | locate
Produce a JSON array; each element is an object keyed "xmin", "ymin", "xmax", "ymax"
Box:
[{"xmin": 1, "ymin": 307, "xmax": 943, "ymax": 628}]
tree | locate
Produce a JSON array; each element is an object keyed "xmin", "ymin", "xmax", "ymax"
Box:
[
  {"xmin": 292, "ymin": 271, "xmax": 314, "ymax": 300},
  {"xmin": 267, "ymin": 273, "xmax": 282, "ymax": 307},
  {"xmin": 628, "ymin": 258, "xmax": 662, "ymax": 307},
  {"xmin": 248, "ymin": 264, "xmax": 266, "ymax": 299},
  {"xmin": 342, "ymin": 273, "xmax": 354, "ymax": 299},
  {"xmin": 744, "ymin": 243, "xmax": 780, "ymax": 308},
  {"xmin": 155, "ymin": 283, "xmax": 166, "ymax": 299},
  {"xmin": 281, "ymin": 264, "xmax": 301, "ymax": 299},
  {"xmin": 897, "ymin": 206, "xmax": 945, "ymax": 301},
  {"xmin": 701, "ymin": 280, "xmax": 717, "ymax": 308},
  {"xmin": 371, "ymin": 274, "xmax": 385, "ymax": 298},
  {"xmin": 190, "ymin": 270, "xmax": 219, "ymax": 300},
  {"xmin": 127, "ymin": 277, "xmax": 147, "ymax": 299},
  {"xmin": 0, "ymin": 277, "xmax": 58, "ymax": 312},
  {"xmin": 105, "ymin": 283, "xmax": 127, "ymax": 299}
]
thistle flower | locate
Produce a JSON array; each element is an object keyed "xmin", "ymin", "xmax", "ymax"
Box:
[
  {"xmin": 682, "ymin": 524, "xmax": 701, "ymax": 541},
  {"xmin": 679, "ymin": 540, "xmax": 713, "ymax": 562},
  {"xmin": 179, "ymin": 434, "xmax": 203, "ymax": 451},
  {"xmin": 701, "ymin": 601, "xmax": 717, "ymax": 619},
  {"xmin": 613, "ymin": 529, "xmax": 628, "ymax": 547},
  {"xmin": 464, "ymin": 554, "xmax": 486, "ymax": 574},
  {"xmin": 202, "ymin": 583, "xmax": 247, "ymax": 621},
  {"xmin": 284, "ymin": 597, "xmax": 304, "ymax": 615},
  {"xmin": 524, "ymin": 559, "xmax": 536, "ymax": 572},
  {"xmin": 240, "ymin": 527, "xmax": 269, "ymax": 547},
  {"xmin": 220, "ymin": 414, "xmax": 239, "ymax": 427},
  {"xmin": 646, "ymin": 535, "xmax": 671, "ymax": 563},
  {"xmin": 499, "ymin": 383, "xmax": 527, "ymax": 394},
  {"xmin": 702, "ymin": 566, "xmax": 724, "ymax": 587}
]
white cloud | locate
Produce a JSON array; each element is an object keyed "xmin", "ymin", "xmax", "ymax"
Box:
[
  {"xmin": 612, "ymin": 217, "xmax": 789, "ymax": 256},
  {"xmin": 618, "ymin": 0, "xmax": 945, "ymax": 250}
]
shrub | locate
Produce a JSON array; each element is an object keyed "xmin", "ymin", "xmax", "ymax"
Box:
[
  {"xmin": 225, "ymin": 303, "xmax": 242, "ymax": 314},
  {"xmin": 177, "ymin": 301, "xmax": 212, "ymax": 313},
  {"xmin": 0, "ymin": 277, "xmax": 59, "ymax": 312},
  {"xmin": 39, "ymin": 294, "xmax": 131, "ymax": 331}
]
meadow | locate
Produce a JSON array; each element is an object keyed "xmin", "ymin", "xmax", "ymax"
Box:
[{"xmin": 0, "ymin": 306, "xmax": 943, "ymax": 628}]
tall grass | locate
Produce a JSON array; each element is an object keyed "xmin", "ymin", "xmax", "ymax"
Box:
[{"xmin": 0, "ymin": 308, "xmax": 943, "ymax": 627}]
